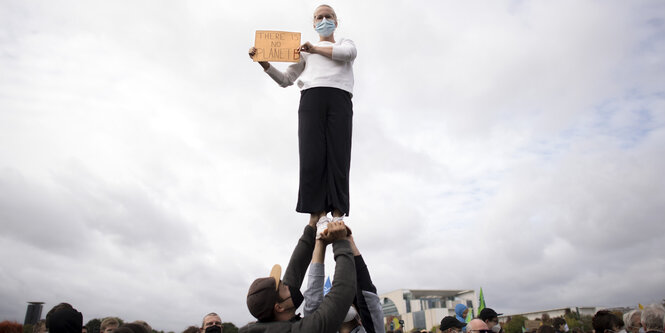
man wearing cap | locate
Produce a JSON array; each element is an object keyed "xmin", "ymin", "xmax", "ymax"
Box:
[
  {"xmin": 478, "ymin": 308, "xmax": 502, "ymax": 333},
  {"xmin": 240, "ymin": 220, "xmax": 356, "ymax": 333},
  {"xmin": 440, "ymin": 316, "xmax": 466, "ymax": 333}
]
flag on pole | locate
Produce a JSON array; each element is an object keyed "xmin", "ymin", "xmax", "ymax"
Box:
[
  {"xmin": 323, "ymin": 276, "xmax": 332, "ymax": 295},
  {"xmin": 466, "ymin": 308, "xmax": 473, "ymax": 323},
  {"xmin": 478, "ymin": 287, "xmax": 486, "ymax": 313}
]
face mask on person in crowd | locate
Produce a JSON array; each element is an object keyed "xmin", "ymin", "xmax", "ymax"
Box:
[
  {"xmin": 492, "ymin": 324, "xmax": 501, "ymax": 333},
  {"xmin": 564, "ymin": 324, "xmax": 569, "ymax": 333},
  {"xmin": 638, "ymin": 328, "xmax": 645, "ymax": 333},
  {"xmin": 205, "ymin": 326, "xmax": 221, "ymax": 333},
  {"xmin": 315, "ymin": 18, "xmax": 336, "ymax": 37}
]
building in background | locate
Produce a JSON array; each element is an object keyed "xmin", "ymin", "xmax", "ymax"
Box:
[
  {"xmin": 498, "ymin": 306, "xmax": 600, "ymax": 323},
  {"xmin": 24, "ymin": 302, "xmax": 44, "ymax": 325},
  {"xmin": 380, "ymin": 289, "xmax": 477, "ymax": 331}
]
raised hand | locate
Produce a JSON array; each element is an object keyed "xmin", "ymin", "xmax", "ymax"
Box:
[
  {"xmin": 247, "ymin": 47, "xmax": 269, "ymax": 69},
  {"xmin": 320, "ymin": 221, "xmax": 348, "ymax": 243},
  {"xmin": 299, "ymin": 42, "xmax": 315, "ymax": 53},
  {"xmin": 248, "ymin": 46, "xmax": 258, "ymax": 59}
]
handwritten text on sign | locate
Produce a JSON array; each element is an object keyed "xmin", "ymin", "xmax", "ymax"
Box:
[{"xmin": 254, "ymin": 30, "xmax": 301, "ymax": 62}]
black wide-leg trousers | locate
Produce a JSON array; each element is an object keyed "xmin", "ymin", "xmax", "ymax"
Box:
[{"xmin": 296, "ymin": 87, "xmax": 353, "ymax": 215}]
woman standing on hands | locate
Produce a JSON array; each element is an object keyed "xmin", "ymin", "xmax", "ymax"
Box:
[{"xmin": 248, "ymin": 5, "xmax": 357, "ymax": 226}]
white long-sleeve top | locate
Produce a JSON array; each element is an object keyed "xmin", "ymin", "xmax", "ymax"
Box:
[{"xmin": 264, "ymin": 38, "xmax": 356, "ymax": 95}]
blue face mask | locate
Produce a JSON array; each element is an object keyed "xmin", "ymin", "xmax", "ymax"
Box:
[{"xmin": 315, "ymin": 18, "xmax": 336, "ymax": 37}]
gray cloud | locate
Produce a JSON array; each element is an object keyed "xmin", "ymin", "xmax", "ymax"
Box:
[{"xmin": 1, "ymin": 0, "xmax": 664, "ymax": 330}]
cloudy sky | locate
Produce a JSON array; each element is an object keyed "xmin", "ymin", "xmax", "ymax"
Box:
[{"xmin": 1, "ymin": 0, "xmax": 664, "ymax": 330}]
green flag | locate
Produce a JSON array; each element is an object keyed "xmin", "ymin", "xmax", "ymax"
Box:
[
  {"xmin": 466, "ymin": 307, "xmax": 473, "ymax": 323},
  {"xmin": 478, "ymin": 287, "xmax": 486, "ymax": 313}
]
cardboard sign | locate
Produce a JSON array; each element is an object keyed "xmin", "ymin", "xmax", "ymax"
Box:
[{"xmin": 253, "ymin": 30, "xmax": 301, "ymax": 62}]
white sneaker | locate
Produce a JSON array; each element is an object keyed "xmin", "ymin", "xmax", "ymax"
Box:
[
  {"xmin": 331, "ymin": 216, "xmax": 351, "ymax": 236},
  {"xmin": 316, "ymin": 216, "xmax": 331, "ymax": 239}
]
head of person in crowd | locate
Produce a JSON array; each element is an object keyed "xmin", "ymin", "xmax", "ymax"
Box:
[
  {"xmin": 33, "ymin": 320, "xmax": 46, "ymax": 333},
  {"xmin": 0, "ymin": 321, "xmax": 23, "ymax": 333},
  {"xmin": 441, "ymin": 316, "xmax": 467, "ymax": 333},
  {"xmin": 100, "ymin": 318, "xmax": 120, "ymax": 333},
  {"xmin": 182, "ymin": 326, "xmax": 199, "ymax": 333},
  {"xmin": 592, "ymin": 310, "xmax": 624, "ymax": 333},
  {"xmin": 467, "ymin": 319, "xmax": 490, "ymax": 333},
  {"xmin": 45, "ymin": 303, "xmax": 83, "ymax": 333},
  {"xmin": 82, "ymin": 327, "xmax": 88, "ymax": 333},
  {"xmin": 552, "ymin": 318, "xmax": 568, "ymax": 333},
  {"xmin": 112, "ymin": 324, "xmax": 148, "ymax": 333},
  {"xmin": 479, "ymin": 308, "xmax": 502, "ymax": 333},
  {"xmin": 623, "ymin": 310, "xmax": 642, "ymax": 333},
  {"xmin": 247, "ymin": 264, "xmax": 303, "ymax": 322},
  {"xmin": 537, "ymin": 325, "xmax": 556, "ymax": 333},
  {"xmin": 200, "ymin": 313, "xmax": 223, "ymax": 333},
  {"xmin": 456, "ymin": 304, "xmax": 469, "ymax": 323},
  {"xmin": 640, "ymin": 304, "xmax": 665, "ymax": 333},
  {"xmin": 130, "ymin": 322, "xmax": 151, "ymax": 333}
]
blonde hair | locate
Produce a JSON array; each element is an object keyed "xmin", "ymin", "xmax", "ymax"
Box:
[
  {"xmin": 313, "ymin": 4, "xmax": 337, "ymax": 20},
  {"xmin": 100, "ymin": 318, "xmax": 120, "ymax": 332}
]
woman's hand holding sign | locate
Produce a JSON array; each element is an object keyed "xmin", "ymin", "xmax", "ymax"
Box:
[
  {"xmin": 299, "ymin": 42, "xmax": 314, "ymax": 53},
  {"xmin": 299, "ymin": 42, "xmax": 333, "ymax": 59},
  {"xmin": 248, "ymin": 47, "xmax": 270, "ymax": 70}
]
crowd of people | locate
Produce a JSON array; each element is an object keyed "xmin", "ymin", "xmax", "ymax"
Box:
[
  {"xmin": 432, "ymin": 305, "xmax": 665, "ymax": 333},
  {"xmin": 3, "ymin": 214, "xmax": 665, "ymax": 333},
  {"xmin": 3, "ymin": 298, "xmax": 665, "ymax": 333}
]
